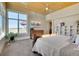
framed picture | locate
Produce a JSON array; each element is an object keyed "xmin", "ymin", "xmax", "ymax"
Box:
[{"xmin": 31, "ymin": 21, "xmax": 41, "ymax": 28}]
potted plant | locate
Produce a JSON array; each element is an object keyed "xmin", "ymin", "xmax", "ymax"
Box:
[{"xmin": 5, "ymin": 32, "xmax": 18, "ymax": 43}]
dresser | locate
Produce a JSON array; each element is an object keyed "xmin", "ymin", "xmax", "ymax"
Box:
[
  {"xmin": 31, "ymin": 30, "xmax": 44, "ymax": 47},
  {"xmin": 31, "ymin": 30, "xmax": 44, "ymax": 40}
]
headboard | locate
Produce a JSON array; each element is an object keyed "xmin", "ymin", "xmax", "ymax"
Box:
[
  {"xmin": 56, "ymin": 25, "xmax": 76, "ymax": 36},
  {"xmin": 55, "ymin": 25, "xmax": 77, "ymax": 42}
]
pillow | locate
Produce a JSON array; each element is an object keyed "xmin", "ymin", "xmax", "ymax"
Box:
[
  {"xmin": 42, "ymin": 34, "xmax": 56, "ymax": 38},
  {"xmin": 42, "ymin": 34, "xmax": 51, "ymax": 37}
]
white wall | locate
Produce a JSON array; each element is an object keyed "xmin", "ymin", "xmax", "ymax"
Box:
[
  {"xmin": 46, "ymin": 3, "xmax": 79, "ymax": 20},
  {"xmin": 29, "ymin": 12, "xmax": 49, "ymax": 34},
  {"xmin": 46, "ymin": 3, "xmax": 79, "ymax": 36}
]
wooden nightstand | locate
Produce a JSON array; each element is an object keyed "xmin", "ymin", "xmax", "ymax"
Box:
[
  {"xmin": 31, "ymin": 30, "xmax": 44, "ymax": 40},
  {"xmin": 31, "ymin": 30, "xmax": 44, "ymax": 47}
]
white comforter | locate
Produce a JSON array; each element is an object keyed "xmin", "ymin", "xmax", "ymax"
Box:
[
  {"xmin": 32, "ymin": 35, "xmax": 72, "ymax": 56},
  {"xmin": 60, "ymin": 43, "xmax": 79, "ymax": 56}
]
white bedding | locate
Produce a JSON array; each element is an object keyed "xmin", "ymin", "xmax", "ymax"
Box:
[
  {"xmin": 60, "ymin": 43, "xmax": 79, "ymax": 56},
  {"xmin": 32, "ymin": 35, "xmax": 72, "ymax": 56}
]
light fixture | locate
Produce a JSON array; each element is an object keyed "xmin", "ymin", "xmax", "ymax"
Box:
[
  {"xmin": 45, "ymin": 4, "xmax": 48, "ymax": 11},
  {"xmin": 46, "ymin": 7, "xmax": 48, "ymax": 11}
]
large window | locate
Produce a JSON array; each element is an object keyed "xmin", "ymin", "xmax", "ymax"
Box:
[
  {"xmin": 8, "ymin": 11, "xmax": 27, "ymax": 33},
  {"xmin": 0, "ymin": 3, "xmax": 6, "ymax": 40},
  {"xmin": 0, "ymin": 3, "xmax": 4, "ymax": 35},
  {"xmin": 8, "ymin": 11, "xmax": 18, "ymax": 19},
  {"xmin": 19, "ymin": 20, "xmax": 27, "ymax": 33},
  {"xmin": 9, "ymin": 19, "xmax": 18, "ymax": 33},
  {"xmin": 0, "ymin": 15, "xmax": 2, "ymax": 34}
]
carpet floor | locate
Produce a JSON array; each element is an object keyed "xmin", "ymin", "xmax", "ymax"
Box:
[{"xmin": 2, "ymin": 39, "xmax": 40, "ymax": 56}]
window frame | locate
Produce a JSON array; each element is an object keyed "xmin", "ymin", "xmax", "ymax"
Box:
[
  {"xmin": 0, "ymin": 3, "xmax": 5, "ymax": 40},
  {"xmin": 0, "ymin": 15, "xmax": 3, "ymax": 34},
  {"xmin": 8, "ymin": 10, "xmax": 27, "ymax": 34},
  {"xmin": 8, "ymin": 19, "xmax": 18, "ymax": 33}
]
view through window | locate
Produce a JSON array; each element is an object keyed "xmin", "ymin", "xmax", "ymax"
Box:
[
  {"xmin": 0, "ymin": 15, "xmax": 2, "ymax": 34},
  {"xmin": 0, "ymin": 3, "xmax": 4, "ymax": 35},
  {"xmin": 8, "ymin": 11, "xmax": 27, "ymax": 34}
]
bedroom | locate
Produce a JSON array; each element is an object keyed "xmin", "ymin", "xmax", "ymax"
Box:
[{"xmin": 0, "ymin": 2, "xmax": 79, "ymax": 56}]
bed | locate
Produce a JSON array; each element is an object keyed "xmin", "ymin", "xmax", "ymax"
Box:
[
  {"xmin": 59, "ymin": 43, "xmax": 79, "ymax": 56},
  {"xmin": 32, "ymin": 34, "xmax": 79, "ymax": 56},
  {"xmin": 32, "ymin": 25, "xmax": 79, "ymax": 56},
  {"xmin": 60, "ymin": 35, "xmax": 79, "ymax": 56},
  {"xmin": 32, "ymin": 35, "xmax": 72, "ymax": 56}
]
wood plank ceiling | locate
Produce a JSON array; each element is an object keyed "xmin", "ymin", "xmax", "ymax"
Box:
[{"xmin": 6, "ymin": 2, "xmax": 78, "ymax": 14}]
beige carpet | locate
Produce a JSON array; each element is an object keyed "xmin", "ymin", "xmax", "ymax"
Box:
[{"xmin": 2, "ymin": 39, "xmax": 39, "ymax": 56}]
